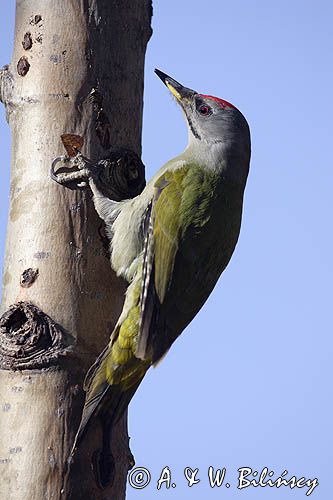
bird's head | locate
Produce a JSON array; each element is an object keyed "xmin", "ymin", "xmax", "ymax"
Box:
[{"xmin": 155, "ymin": 69, "xmax": 250, "ymax": 181}]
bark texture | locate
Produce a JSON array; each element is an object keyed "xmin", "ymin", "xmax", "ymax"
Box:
[{"xmin": 0, "ymin": 1, "xmax": 152, "ymax": 498}]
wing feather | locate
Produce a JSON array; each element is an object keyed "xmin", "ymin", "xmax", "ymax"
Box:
[{"xmin": 136, "ymin": 167, "xmax": 189, "ymax": 361}]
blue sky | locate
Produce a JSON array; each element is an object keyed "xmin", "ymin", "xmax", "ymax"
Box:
[{"xmin": 1, "ymin": 1, "xmax": 332, "ymax": 498}]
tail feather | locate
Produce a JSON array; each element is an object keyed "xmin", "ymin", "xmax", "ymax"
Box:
[
  {"xmin": 72, "ymin": 351, "xmax": 144, "ymax": 456},
  {"xmin": 71, "ymin": 381, "xmax": 109, "ymax": 455},
  {"xmin": 72, "ymin": 295, "xmax": 149, "ymax": 456},
  {"xmin": 83, "ymin": 344, "xmax": 110, "ymax": 392},
  {"xmin": 72, "ymin": 383, "xmax": 142, "ymax": 454}
]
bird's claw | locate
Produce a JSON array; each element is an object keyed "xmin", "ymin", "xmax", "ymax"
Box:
[{"xmin": 50, "ymin": 150, "xmax": 96, "ymax": 188}]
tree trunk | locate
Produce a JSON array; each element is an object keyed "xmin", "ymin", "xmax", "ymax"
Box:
[{"xmin": 0, "ymin": 1, "xmax": 152, "ymax": 499}]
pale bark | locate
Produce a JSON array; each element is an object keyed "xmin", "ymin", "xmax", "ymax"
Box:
[{"xmin": 0, "ymin": 1, "xmax": 152, "ymax": 499}]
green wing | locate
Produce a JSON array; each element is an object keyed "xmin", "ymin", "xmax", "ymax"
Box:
[
  {"xmin": 136, "ymin": 167, "xmax": 183, "ymax": 359},
  {"xmin": 137, "ymin": 164, "xmax": 220, "ymax": 363},
  {"xmin": 154, "ymin": 168, "xmax": 186, "ymax": 302}
]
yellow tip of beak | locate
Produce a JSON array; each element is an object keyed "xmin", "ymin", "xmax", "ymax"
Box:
[{"xmin": 166, "ymin": 82, "xmax": 182, "ymax": 101}]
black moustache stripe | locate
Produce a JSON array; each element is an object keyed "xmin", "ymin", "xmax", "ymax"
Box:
[{"xmin": 187, "ymin": 116, "xmax": 201, "ymax": 140}]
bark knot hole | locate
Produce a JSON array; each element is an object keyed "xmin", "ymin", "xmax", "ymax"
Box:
[
  {"xmin": 17, "ymin": 56, "xmax": 30, "ymax": 76},
  {"xmin": 0, "ymin": 302, "xmax": 71, "ymax": 370},
  {"xmin": 95, "ymin": 148, "xmax": 146, "ymax": 201},
  {"xmin": 22, "ymin": 32, "xmax": 33, "ymax": 50},
  {"xmin": 20, "ymin": 267, "xmax": 39, "ymax": 288},
  {"xmin": 7, "ymin": 309, "xmax": 28, "ymax": 333}
]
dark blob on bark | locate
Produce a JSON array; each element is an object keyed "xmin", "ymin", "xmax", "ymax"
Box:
[
  {"xmin": 0, "ymin": 302, "xmax": 73, "ymax": 370},
  {"xmin": 22, "ymin": 33, "xmax": 33, "ymax": 50},
  {"xmin": 17, "ymin": 57, "xmax": 30, "ymax": 76},
  {"xmin": 20, "ymin": 268, "xmax": 39, "ymax": 288}
]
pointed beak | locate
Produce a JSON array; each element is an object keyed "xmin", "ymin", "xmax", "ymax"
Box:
[{"xmin": 155, "ymin": 69, "xmax": 196, "ymax": 103}]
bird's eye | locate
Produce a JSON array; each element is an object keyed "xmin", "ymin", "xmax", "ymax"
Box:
[{"xmin": 198, "ymin": 105, "xmax": 212, "ymax": 116}]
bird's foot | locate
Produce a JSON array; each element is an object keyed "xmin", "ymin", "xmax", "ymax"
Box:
[
  {"xmin": 50, "ymin": 151, "xmax": 96, "ymax": 189},
  {"xmin": 51, "ymin": 147, "xmax": 146, "ymax": 200}
]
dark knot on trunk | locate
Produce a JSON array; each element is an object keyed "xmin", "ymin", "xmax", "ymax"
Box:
[
  {"xmin": 95, "ymin": 148, "xmax": 146, "ymax": 201},
  {"xmin": 0, "ymin": 301, "xmax": 72, "ymax": 370}
]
